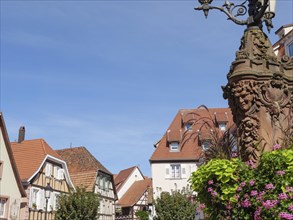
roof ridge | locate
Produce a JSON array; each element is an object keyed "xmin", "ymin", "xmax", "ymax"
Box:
[{"xmin": 40, "ymin": 139, "xmax": 47, "ymax": 155}]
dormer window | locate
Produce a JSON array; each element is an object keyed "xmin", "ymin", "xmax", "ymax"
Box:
[
  {"xmin": 219, "ymin": 122, "xmax": 227, "ymax": 131},
  {"xmin": 169, "ymin": 142, "xmax": 179, "ymax": 152},
  {"xmin": 185, "ymin": 123, "xmax": 192, "ymax": 131},
  {"xmin": 202, "ymin": 140, "xmax": 212, "ymax": 151}
]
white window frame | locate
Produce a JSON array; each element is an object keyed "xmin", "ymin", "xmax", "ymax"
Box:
[
  {"xmin": 185, "ymin": 123, "xmax": 192, "ymax": 130},
  {"xmin": 45, "ymin": 163, "xmax": 52, "ymax": 177},
  {"xmin": 169, "ymin": 142, "xmax": 179, "ymax": 152},
  {"xmin": 202, "ymin": 140, "xmax": 212, "ymax": 151},
  {"xmin": 0, "ymin": 198, "xmax": 7, "ymax": 218},
  {"xmin": 57, "ymin": 168, "xmax": 64, "ymax": 180},
  {"xmin": 219, "ymin": 122, "xmax": 227, "ymax": 131},
  {"xmin": 287, "ymin": 41, "xmax": 293, "ymax": 57},
  {"xmin": 170, "ymin": 164, "xmax": 181, "ymax": 179},
  {"xmin": 30, "ymin": 187, "xmax": 39, "ymax": 208},
  {"xmin": 52, "ymin": 192, "xmax": 60, "ymax": 210}
]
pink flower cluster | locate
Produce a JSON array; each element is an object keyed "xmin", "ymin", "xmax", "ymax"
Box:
[
  {"xmin": 272, "ymin": 144, "xmax": 281, "ymax": 151},
  {"xmin": 241, "ymin": 198, "xmax": 251, "ymax": 208},
  {"xmin": 254, "ymin": 207, "xmax": 262, "ymax": 220},
  {"xmin": 262, "ymin": 200, "xmax": 278, "ymax": 209},
  {"xmin": 231, "ymin": 152, "xmax": 238, "ymax": 158},
  {"xmin": 249, "ymin": 180, "xmax": 256, "ymax": 186},
  {"xmin": 265, "ymin": 183, "xmax": 275, "ymax": 190},
  {"xmin": 245, "ymin": 160, "xmax": 256, "ymax": 169},
  {"xmin": 276, "ymin": 170, "xmax": 286, "ymax": 175},
  {"xmin": 279, "ymin": 212, "xmax": 293, "ymax": 220},
  {"xmin": 199, "ymin": 203, "xmax": 205, "ymax": 210},
  {"xmin": 278, "ymin": 193, "xmax": 288, "ymax": 200},
  {"xmin": 250, "ymin": 190, "xmax": 258, "ymax": 197}
]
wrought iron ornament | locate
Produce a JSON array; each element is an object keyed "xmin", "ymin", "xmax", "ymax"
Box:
[{"xmin": 195, "ymin": 0, "xmax": 275, "ymax": 32}]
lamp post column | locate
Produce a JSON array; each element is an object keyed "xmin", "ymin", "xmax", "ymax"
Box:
[{"xmin": 44, "ymin": 183, "xmax": 53, "ymax": 220}]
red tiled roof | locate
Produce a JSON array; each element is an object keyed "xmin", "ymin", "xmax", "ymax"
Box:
[
  {"xmin": 214, "ymin": 112, "xmax": 228, "ymax": 122},
  {"xmin": 56, "ymin": 147, "xmax": 111, "ymax": 174},
  {"xmin": 56, "ymin": 147, "xmax": 113, "ymax": 191},
  {"xmin": 117, "ymin": 178, "xmax": 152, "ymax": 207},
  {"xmin": 114, "ymin": 166, "xmax": 137, "ymax": 192},
  {"xmin": 11, "ymin": 138, "xmax": 62, "ymax": 181},
  {"xmin": 69, "ymin": 171, "xmax": 97, "ymax": 192},
  {"xmin": 150, "ymin": 108, "xmax": 233, "ymax": 162},
  {"xmin": 0, "ymin": 113, "xmax": 26, "ymax": 197}
]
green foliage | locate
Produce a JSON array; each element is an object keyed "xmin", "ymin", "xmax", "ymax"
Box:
[
  {"xmin": 135, "ymin": 210, "xmax": 149, "ymax": 220},
  {"xmin": 55, "ymin": 187, "xmax": 100, "ymax": 220},
  {"xmin": 154, "ymin": 189, "xmax": 196, "ymax": 220},
  {"xmin": 189, "ymin": 147, "xmax": 293, "ymax": 219}
]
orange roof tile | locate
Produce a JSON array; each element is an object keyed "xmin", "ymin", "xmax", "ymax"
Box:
[
  {"xmin": 56, "ymin": 147, "xmax": 111, "ymax": 174},
  {"xmin": 11, "ymin": 139, "xmax": 62, "ymax": 181},
  {"xmin": 150, "ymin": 108, "xmax": 233, "ymax": 162},
  {"xmin": 117, "ymin": 178, "xmax": 152, "ymax": 207},
  {"xmin": 69, "ymin": 171, "xmax": 97, "ymax": 192},
  {"xmin": 114, "ymin": 166, "xmax": 137, "ymax": 192}
]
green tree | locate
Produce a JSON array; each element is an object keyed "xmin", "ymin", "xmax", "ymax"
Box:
[
  {"xmin": 55, "ymin": 187, "xmax": 100, "ymax": 220},
  {"xmin": 135, "ymin": 210, "xmax": 149, "ymax": 220},
  {"xmin": 154, "ymin": 189, "xmax": 196, "ymax": 220}
]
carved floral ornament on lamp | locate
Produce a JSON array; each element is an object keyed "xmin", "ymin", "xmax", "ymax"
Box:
[{"xmin": 195, "ymin": 0, "xmax": 276, "ymax": 32}]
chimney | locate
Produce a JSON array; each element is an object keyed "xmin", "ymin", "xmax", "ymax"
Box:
[{"xmin": 18, "ymin": 126, "xmax": 25, "ymax": 143}]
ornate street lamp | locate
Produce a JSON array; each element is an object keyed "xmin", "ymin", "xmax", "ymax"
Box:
[
  {"xmin": 194, "ymin": 0, "xmax": 293, "ymax": 163},
  {"xmin": 44, "ymin": 183, "xmax": 53, "ymax": 220},
  {"xmin": 195, "ymin": 0, "xmax": 276, "ymax": 32}
]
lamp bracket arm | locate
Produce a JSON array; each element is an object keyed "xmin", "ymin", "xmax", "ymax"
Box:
[{"xmin": 195, "ymin": 4, "xmax": 248, "ymax": 25}]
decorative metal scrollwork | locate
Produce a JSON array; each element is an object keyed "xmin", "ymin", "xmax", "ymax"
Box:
[{"xmin": 195, "ymin": 0, "xmax": 275, "ymax": 32}]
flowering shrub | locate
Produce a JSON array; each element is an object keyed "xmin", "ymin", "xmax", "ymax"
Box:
[{"xmin": 189, "ymin": 146, "xmax": 293, "ymax": 219}]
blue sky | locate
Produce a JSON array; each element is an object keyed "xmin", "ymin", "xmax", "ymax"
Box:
[{"xmin": 1, "ymin": 0, "xmax": 292, "ymax": 177}]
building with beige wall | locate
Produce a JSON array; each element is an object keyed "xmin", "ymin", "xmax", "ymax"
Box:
[{"xmin": 0, "ymin": 113, "xmax": 27, "ymax": 220}]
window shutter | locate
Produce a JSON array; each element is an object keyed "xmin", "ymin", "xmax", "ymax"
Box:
[
  {"xmin": 165, "ymin": 165, "xmax": 170, "ymax": 179},
  {"xmin": 181, "ymin": 165, "xmax": 187, "ymax": 179},
  {"xmin": 54, "ymin": 166, "xmax": 58, "ymax": 179},
  {"xmin": 36, "ymin": 189, "xmax": 44, "ymax": 210},
  {"xmin": 45, "ymin": 163, "xmax": 52, "ymax": 177},
  {"xmin": 48, "ymin": 193, "xmax": 54, "ymax": 211},
  {"xmin": 58, "ymin": 169, "xmax": 64, "ymax": 180}
]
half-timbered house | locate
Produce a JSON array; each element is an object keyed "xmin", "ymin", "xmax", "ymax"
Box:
[
  {"xmin": 56, "ymin": 146, "xmax": 117, "ymax": 220},
  {"xmin": 11, "ymin": 130, "xmax": 74, "ymax": 220}
]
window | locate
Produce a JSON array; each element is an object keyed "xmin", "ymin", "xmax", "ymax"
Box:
[
  {"xmin": 52, "ymin": 192, "xmax": 60, "ymax": 210},
  {"xmin": 30, "ymin": 187, "xmax": 44, "ymax": 210},
  {"xmin": 171, "ymin": 164, "xmax": 181, "ymax": 179},
  {"xmin": 57, "ymin": 168, "xmax": 64, "ymax": 180},
  {"xmin": 45, "ymin": 163, "xmax": 52, "ymax": 177},
  {"xmin": 185, "ymin": 123, "xmax": 192, "ymax": 130},
  {"xmin": 288, "ymin": 42, "xmax": 293, "ymax": 57},
  {"xmin": 30, "ymin": 188, "xmax": 39, "ymax": 208},
  {"xmin": 0, "ymin": 161, "xmax": 3, "ymax": 180},
  {"xmin": 169, "ymin": 142, "xmax": 179, "ymax": 152},
  {"xmin": 202, "ymin": 140, "xmax": 212, "ymax": 151},
  {"xmin": 219, "ymin": 122, "xmax": 226, "ymax": 131},
  {"xmin": 0, "ymin": 198, "xmax": 7, "ymax": 218}
]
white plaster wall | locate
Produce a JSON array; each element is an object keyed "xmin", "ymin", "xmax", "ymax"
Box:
[
  {"xmin": 151, "ymin": 162, "xmax": 198, "ymax": 200},
  {"xmin": 0, "ymin": 130, "xmax": 22, "ymax": 219},
  {"xmin": 117, "ymin": 167, "xmax": 144, "ymax": 199}
]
